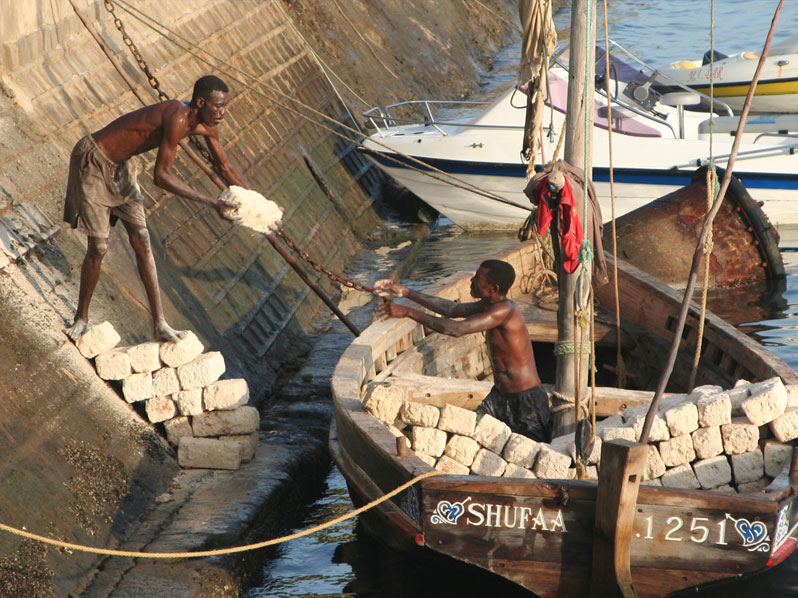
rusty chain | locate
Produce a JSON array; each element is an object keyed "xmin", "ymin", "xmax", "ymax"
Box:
[{"xmin": 102, "ymin": 0, "xmax": 376, "ymax": 295}]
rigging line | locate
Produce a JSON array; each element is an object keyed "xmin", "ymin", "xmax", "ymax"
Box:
[
  {"xmin": 110, "ymin": 0, "xmax": 529, "ymax": 212},
  {"xmin": 468, "ymin": 0, "xmax": 524, "ymax": 35},
  {"xmin": 330, "ymin": 0, "xmax": 399, "ymax": 79}
]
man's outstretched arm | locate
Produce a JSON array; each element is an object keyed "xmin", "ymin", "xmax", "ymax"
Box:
[
  {"xmin": 373, "ymin": 279, "xmax": 482, "ymax": 318},
  {"xmin": 204, "ymin": 133, "xmax": 250, "ymax": 189},
  {"xmin": 378, "ymin": 300, "xmax": 509, "ymax": 337}
]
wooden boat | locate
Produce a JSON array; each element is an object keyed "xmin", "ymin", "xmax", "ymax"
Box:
[{"xmin": 329, "ymin": 240, "xmax": 798, "ymax": 597}]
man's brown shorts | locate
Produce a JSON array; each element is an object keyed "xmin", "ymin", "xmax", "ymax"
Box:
[{"xmin": 63, "ymin": 135, "xmax": 147, "ymax": 239}]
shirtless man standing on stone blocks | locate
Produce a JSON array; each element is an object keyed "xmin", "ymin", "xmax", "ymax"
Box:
[
  {"xmin": 375, "ymin": 259, "xmax": 551, "ymax": 442},
  {"xmin": 63, "ymin": 74, "xmax": 248, "ymax": 342}
]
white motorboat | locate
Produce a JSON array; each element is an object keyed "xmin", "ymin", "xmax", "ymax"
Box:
[
  {"xmin": 360, "ymin": 42, "xmax": 798, "ymax": 231},
  {"xmin": 655, "ymin": 48, "xmax": 798, "ymax": 114}
]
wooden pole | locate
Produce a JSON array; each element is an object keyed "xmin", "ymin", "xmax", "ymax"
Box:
[
  {"xmin": 552, "ymin": 0, "xmax": 596, "ymax": 436},
  {"xmin": 68, "ymin": 0, "xmax": 361, "ymax": 336}
]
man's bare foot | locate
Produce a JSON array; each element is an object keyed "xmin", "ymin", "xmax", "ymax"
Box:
[
  {"xmin": 65, "ymin": 318, "xmax": 89, "ymax": 342},
  {"xmin": 154, "ymin": 320, "xmax": 189, "ymax": 343}
]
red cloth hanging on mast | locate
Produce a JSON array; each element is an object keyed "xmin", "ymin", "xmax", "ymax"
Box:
[{"xmin": 532, "ymin": 174, "xmax": 583, "ymax": 273}]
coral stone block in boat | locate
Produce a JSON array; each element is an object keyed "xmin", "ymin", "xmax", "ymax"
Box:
[
  {"xmin": 145, "ymin": 396, "xmax": 177, "ymax": 423},
  {"xmin": 152, "ymin": 367, "xmax": 180, "ymax": 397},
  {"xmin": 175, "ymin": 389, "xmax": 203, "ymax": 416},
  {"xmin": 127, "ymin": 342, "xmax": 161, "ymax": 373},
  {"xmin": 696, "ymin": 393, "xmax": 732, "ymax": 428},
  {"xmin": 504, "ymin": 463, "xmax": 536, "ymax": 479},
  {"xmin": 226, "ymin": 432, "xmax": 259, "ymax": 463},
  {"xmin": 444, "ymin": 434, "xmax": 480, "ymax": 467},
  {"xmin": 437, "ymin": 404, "xmax": 476, "ymax": 436},
  {"xmin": 691, "ymin": 426, "xmax": 724, "ymax": 460},
  {"xmin": 471, "ymin": 448, "xmax": 507, "ymax": 477},
  {"xmin": 731, "ymin": 449, "xmax": 765, "ymax": 484},
  {"xmin": 164, "ymin": 416, "xmax": 193, "ymax": 447},
  {"xmin": 661, "ymin": 463, "xmax": 701, "ymax": 489},
  {"xmin": 658, "ymin": 434, "xmax": 696, "ymax": 468},
  {"xmin": 472, "ymin": 413, "xmax": 511, "ymax": 453},
  {"xmin": 721, "ymin": 418, "xmax": 759, "ymax": 454},
  {"xmin": 122, "ymin": 371, "xmax": 153, "ymax": 403},
  {"xmin": 643, "ymin": 445, "xmax": 666, "ymax": 481},
  {"xmin": 533, "ymin": 445, "xmax": 571, "ymax": 479},
  {"xmin": 630, "ymin": 413, "xmax": 670, "ymax": 442},
  {"xmin": 399, "ymin": 401, "xmax": 440, "ymax": 428},
  {"xmin": 204, "ymin": 379, "xmax": 250, "ymax": 411},
  {"xmin": 786, "ymin": 385, "xmax": 798, "ymax": 409},
  {"xmin": 435, "ymin": 455, "xmax": 470, "ymax": 475},
  {"xmin": 94, "ymin": 348, "xmax": 131, "ymax": 380},
  {"xmin": 763, "ymin": 440, "xmax": 793, "ymax": 477},
  {"xmin": 178, "ymin": 436, "xmax": 242, "ymax": 470},
  {"xmin": 737, "ymin": 477, "xmax": 771, "ymax": 494},
  {"xmin": 727, "ymin": 385, "xmax": 750, "ymax": 417},
  {"xmin": 363, "ymin": 385, "xmax": 403, "ymax": 426},
  {"xmin": 550, "ymin": 433, "xmax": 602, "ymax": 465},
  {"xmin": 769, "ymin": 408, "xmax": 798, "ymax": 442},
  {"xmin": 689, "ymin": 385, "xmax": 724, "ymax": 401},
  {"xmin": 411, "ymin": 426, "xmax": 447, "ymax": 457},
  {"xmin": 693, "ymin": 455, "xmax": 732, "ymax": 489},
  {"xmin": 415, "ymin": 452, "xmax": 437, "ymax": 468},
  {"xmin": 600, "ymin": 426, "xmax": 636, "ymax": 443},
  {"xmin": 177, "ymin": 352, "xmax": 225, "ymax": 390},
  {"xmin": 502, "ymin": 433, "xmax": 541, "ymax": 468},
  {"xmin": 76, "ymin": 321, "xmax": 120, "ymax": 359},
  {"xmin": 664, "ymin": 402, "xmax": 699, "ymax": 436},
  {"xmin": 159, "ymin": 331, "xmax": 204, "ymax": 368},
  {"xmin": 742, "ymin": 378, "xmax": 787, "ymax": 425},
  {"xmin": 192, "ymin": 406, "xmax": 259, "ymax": 437}
]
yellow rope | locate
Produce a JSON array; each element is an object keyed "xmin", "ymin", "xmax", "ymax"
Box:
[{"xmin": 0, "ymin": 469, "xmax": 445, "ymax": 559}]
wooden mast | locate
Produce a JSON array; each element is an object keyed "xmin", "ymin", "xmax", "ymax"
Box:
[{"xmin": 552, "ymin": 0, "xmax": 596, "ymax": 436}]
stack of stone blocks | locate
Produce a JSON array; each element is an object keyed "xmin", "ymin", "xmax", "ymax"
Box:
[
  {"xmin": 76, "ymin": 321, "xmax": 259, "ymax": 471},
  {"xmin": 364, "ymin": 377, "xmax": 798, "ymax": 492}
]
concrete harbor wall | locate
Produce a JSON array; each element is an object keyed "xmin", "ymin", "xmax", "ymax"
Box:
[{"xmin": 0, "ymin": 0, "xmax": 520, "ymax": 595}]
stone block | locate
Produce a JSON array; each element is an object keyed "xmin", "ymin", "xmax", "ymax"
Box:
[
  {"xmin": 661, "ymin": 464, "xmax": 701, "ymax": 489},
  {"xmin": 399, "ymin": 402, "xmax": 440, "ymax": 428},
  {"xmin": 641, "ymin": 479, "xmax": 663, "ymax": 487},
  {"xmin": 175, "ymin": 389, "xmax": 203, "ymax": 416},
  {"xmin": 177, "ymin": 352, "xmax": 226, "ymax": 390},
  {"xmin": 363, "ymin": 385, "xmax": 403, "ymax": 426},
  {"xmin": 629, "ymin": 413, "xmax": 669, "ymax": 442},
  {"xmin": 192, "ymin": 406, "xmax": 259, "ymax": 437},
  {"xmin": 471, "ymin": 448, "xmax": 507, "ymax": 477},
  {"xmin": 551, "ymin": 433, "xmax": 602, "ymax": 465},
  {"xmin": 533, "ymin": 445, "xmax": 572, "ymax": 479},
  {"xmin": 94, "ymin": 349, "xmax": 131, "ymax": 381},
  {"xmin": 435, "ymin": 454, "xmax": 469, "ymax": 475},
  {"xmin": 763, "ymin": 440, "xmax": 793, "ymax": 477},
  {"xmin": 770, "ymin": 408, "xmax": 798, "ymax": 442},
  {"xmin": 693, "ymin": 456, "xmax": 732, "ymax": 489},
  {"xmin": 731, "ymin": 449, "xmax": 764, "ymax": 484},
  {"xmin": 444, "ymin": 434, "xmax": 480, "ymax": 467},
  {"xmin": 737, "ymin": 477, "xmax": 771, "ymax": 494},
  {"xmin": 688, "ymin": 385, "xmax": 724, "ymax": 401},
  {"xmin": 178, "ymin": 437, "xmax": 242, "ymax": 470},
  {"xmin": 785, "ymin": 384, "xmax": 798, "ymax": 409},
  {"xmin": 204, "ymin": 378, "xmax": 249, "ymax": 411},
  {"xmin": 691, "ymin": 426, "xmax": 724, "ymax": 460},
  {"xmin": 502, "ymin": 433, "xmax": 540, "ymax": 468},
  {"xmin": 145, "ymin": 396, "xmax": 177, "ymax": 423},
  {"xmin": 159, "ymin": 331, "xmax": 204, "ymax": 367},
  {"xmin": 226, "ymin": 432, "xmax": 259, "ymax": 463},
  {"xmin": 127, "ymin": 342, "xmax": 162, "ymax": 373},
  {"xmin": 696, "ymin": 393, "xmax": 732, "ymax": 428},
  {"xmin": 411, "ymin": 426, "xmax": 447, "ymax": 457},
  {"xmin": 727, "ymin": 385, "xmax": 750, "ymax": 417},
  {"xmin": 438, "ymin": 404, "xmax": 476, "ymax": 436},
  {"xmin": 503, "ymin": 463, "xmax": 536, "ymax": 479},
  {"xmin": 595, "ymin": 414, "xmax": 624, "ymax": 433},
  {"xmin": 721, "ymin": 418, "xmax": 759, "ymax": 454},
  {"xmin": 122, "ymin": 372, "xmax": 153, "ymax": 403},
  {"xmin": 152, "ymin": 367, "xmax": 180, "ymax": 397},
  {"xmin": 415, "ymin": 452, "xmax": 437, "ymax": 468},
  {"xmin": 600, "ymin": 426, "xmax": 637, "ymax": 443},
  {"xmin": 163, "ymin": 416, "xmax": 193, "ymax": 446},
  {"xmin": 710, "ymin": 484, "xmax": 737, "ymax": 494},
  {"xmin": 473, "ymin": 413, "xmax": 511, "ymax": 453},
  {"xmin": 644, "ymin": 445, "xmax": 666, "ymax": 481},
  {"xmin": 742, "ymin": 378, "xmax": 787, "ymax": 426},
  {"xmin": 76, "ymin": 321, "xmax": 120, "ymax": 359},
  {"xmin": 658, "ymin": 434, "xmax": 695, "ymax": 468},
  {"xmin": 664, "ymin": 402, "xmax": 699, "ymax": 436}
]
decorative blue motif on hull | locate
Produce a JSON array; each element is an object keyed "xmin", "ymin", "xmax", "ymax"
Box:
[
  {"xmin": 431, "ymin": 498, "xmax": 470, "ymax": 525},
  {"xmin": 728, "ymin": 514, "xmax": 771, "ymax": 552}
]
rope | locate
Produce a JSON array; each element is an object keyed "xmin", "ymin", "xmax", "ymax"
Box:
[
  {"xmin": 108, "ymin": 0, "xmax": 527, "ymax": 216},
  {"xmin": 469, "ymin": 0, "xmax": 524, "ymax": 35},
  {"xmin": 331, "ymin": 0, "xmax": 399, "ymax": 79},
  {"xmin": 0, "ymin": 469, "xmax": 445, "ymax": 559}
]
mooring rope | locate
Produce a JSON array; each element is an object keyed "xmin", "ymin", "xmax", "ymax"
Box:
[{"xmin": 0, "ymin": 469, "xmax": 445, "ymax": 559}]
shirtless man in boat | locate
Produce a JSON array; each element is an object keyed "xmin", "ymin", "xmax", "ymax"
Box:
[
  {"xmin": 375, "ymin": 260, "xmax": 551, "ymax": 442},
  {"xmin": 63, "ymin": 75, "xmax": 249, "ymax": 342}
]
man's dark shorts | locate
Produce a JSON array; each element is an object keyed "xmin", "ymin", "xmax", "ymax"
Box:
[
  {"xmin": 476, "ymin": 385, "xmax": 551, "ymax": 442},
  {"xmin": 63, "ymin": 134, "xmax": 146, "ymax": 238}
]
